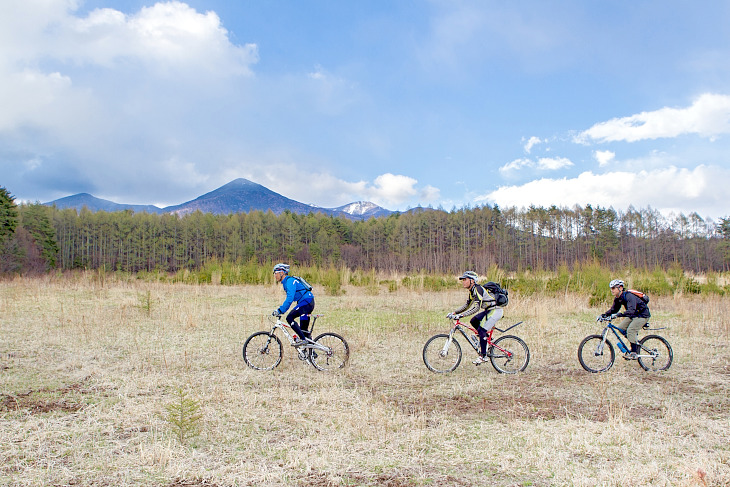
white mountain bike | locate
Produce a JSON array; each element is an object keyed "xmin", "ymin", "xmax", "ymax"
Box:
[{"xmin": 242, "ymin": 314, "xmax": 349, "ymax": 371}]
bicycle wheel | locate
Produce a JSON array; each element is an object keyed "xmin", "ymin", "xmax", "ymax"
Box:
[
  {"xmin": 423, "ymin": 334, "xmax": 462, "ymax": 373},
  {"xmin": 638, "ymin": 335, "xmax": 673, "ymax": 371},
  {"xmin": 578, "ymin": 335, "xmax": 615, "ymax": 373},
  {"xmin": 490, "ymin": 335, "xmax": 529, "ymax": 374},
  {"xmin": 242, "ymin": 331, "xmax": 282, "ymax": 370},
  {"xmin": 310, "ymin": 333, "xmax": 349, "ymax": 371}
]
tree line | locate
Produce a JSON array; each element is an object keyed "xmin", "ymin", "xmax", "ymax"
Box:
[{"xmin": 2, "ymin": 186, "xmax": 729, "ymax": 277}]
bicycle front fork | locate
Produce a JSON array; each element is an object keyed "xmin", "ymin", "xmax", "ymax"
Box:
[{"xmin": 595, "ymin": 331, "xmax": 609, "ymax": 355}]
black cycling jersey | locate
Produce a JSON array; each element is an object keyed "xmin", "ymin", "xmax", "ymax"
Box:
[
  {"xmin": 454, "ymin": 284, "xmax": 497, "ymax": 317},
  {"xmin": 605, "ymin": 290, "xmax": 650, "ymax": 319}
]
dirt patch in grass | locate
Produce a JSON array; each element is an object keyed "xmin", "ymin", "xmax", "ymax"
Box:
[
  {"xmin": 382, "ymin": 388, "xmax": 656, "ymax": 422},
  {"xmin": 296, "ymin": 468, "xmax": 474, "ymax": 487},
  {"xmin": 0, "ymin": 375, "xmax": 102, "ymax": 415},
  {"xmin": 165, "ymin": 478, "xmax": 222, "ymax": 487},
  {"xmin": 0, "ymin": 394, "xmax": 84, "ymax": 414},
  {"xmin": 362, "ymin": 368, "xmax": 673, "ymax": 422}
]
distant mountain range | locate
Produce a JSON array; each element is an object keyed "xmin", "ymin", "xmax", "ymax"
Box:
[{"xmin": 43, "ymin": 178, "xmax": 396, "ymax": 220}]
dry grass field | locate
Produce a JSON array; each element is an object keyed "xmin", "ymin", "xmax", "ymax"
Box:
[{"xmin": 1, "ymin": 275, "xmax": 729, "ymax": 486}]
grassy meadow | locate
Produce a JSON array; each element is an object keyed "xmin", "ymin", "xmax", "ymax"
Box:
[{"xmin": 1, "ymin": 275, "xmax": 729, "ymax": 486}]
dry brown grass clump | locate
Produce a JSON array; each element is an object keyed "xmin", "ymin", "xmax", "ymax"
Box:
[{"xmin": 1, "ymin": 275, "xmax": 728, "ymax": 486}]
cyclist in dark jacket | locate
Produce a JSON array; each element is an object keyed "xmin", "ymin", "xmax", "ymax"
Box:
[
  {"xmin": 601, "ymin": 279, "xmax": 650, "ymax": 359},
  {"xmin": 272, "ymin": 263, "xmax": 315, "ymax": 347},
  {"xmin": 447, "ymin": 271, "xmax": 503, "ymax": 365}
]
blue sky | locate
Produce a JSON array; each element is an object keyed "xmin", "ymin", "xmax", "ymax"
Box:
[{"xmin": 2, "ymin": 0, "xmax": 730, "ymax": 220}]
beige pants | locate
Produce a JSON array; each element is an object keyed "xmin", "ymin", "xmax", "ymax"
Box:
[{"xmin": 617, "ymin": 317, "xmax": 648, "ymax": 345}]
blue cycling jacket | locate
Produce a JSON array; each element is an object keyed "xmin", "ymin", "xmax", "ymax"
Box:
[{"xmin": 276, "ymin": 276, "xmax": 314, "ymax": 314}]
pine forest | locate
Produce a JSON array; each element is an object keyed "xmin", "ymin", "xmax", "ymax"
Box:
[{"xmin": 4, "ymin": 194, "xmax": 730, "ymax": 281}]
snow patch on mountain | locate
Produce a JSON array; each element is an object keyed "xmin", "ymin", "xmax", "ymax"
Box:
[{"xmin": 339, "ymin": 201, "xmax": 379, "ymax": 215}]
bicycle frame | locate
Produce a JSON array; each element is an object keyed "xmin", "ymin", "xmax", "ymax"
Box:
[
  {"xmin": 443, "ymin": 319, "xmax": 524, "ymax": 357},
  {"xmin": 268, "ymin": 315, "xmax": 331, "ymax": 355},
  {"xmin": 595, "ymin": 320, "xmax": 663, "ymax": 359}
]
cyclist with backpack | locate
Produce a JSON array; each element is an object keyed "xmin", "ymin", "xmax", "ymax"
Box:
[
  {"xmin": 600, "ymin": 279, "xmax": 651, "ymax": 360},
  {"xmin": 447, "ymin": 271, "xmax": 504, "ymax": 365},
  {"xmin": 272, "ymin": 263, "xmax": 315, "ymax": 347}
]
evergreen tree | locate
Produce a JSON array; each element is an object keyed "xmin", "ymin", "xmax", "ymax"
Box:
[
  {"xmin": 0, "ymin": 186, "xmax": 18, "ymax": 245},
  {"xmin": 0, "ymin": 187, "xmax": 23, "ymax": 274},
  {"xmin": 19, "ymin": 204, "xmax": 60, "ymax": 270}
]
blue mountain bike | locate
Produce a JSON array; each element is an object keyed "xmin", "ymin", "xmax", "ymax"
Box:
[{"xmin": 578, "ymin": 316, "xmax": 672, "ymax": 373}]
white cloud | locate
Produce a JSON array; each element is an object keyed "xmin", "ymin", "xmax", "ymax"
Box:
[
  {"xmin": 0, "ymin": 1, "xmax": 258, "ymax": 77},
  {"xmin": 0, "ymin": 0, "xmax": 265, "ymax": 204},
  {"xmin": 0, "ymin": 0, "xmax": 259, "ymax": 137},
  {"xmin": 499, "ymin": 158, "xmax": 531, "ymax": 174},
  {"xmin": 536, "ymin": 157, "xmax": 572, "ymax": 170},
  {"xmin": 419, "ymin": 185, "xmax": 441, "ymax": 202},
  {"xmin": 523, "ymin": 136, "xmax": 544, "ymax": 153},
  {"xmin": 358, "ymin": 173, "xmax": 442, "ymax": 207},
  {"xmin": 499, "ymin": 156, "xmax": 573, "ymax": 174},
  {"xmin": 477, "ymin": 165, "xmax": 730, "ymax": 219},
  {"xmin": 58, "ymin": 3, "xmax": 258, "ymax": 75},
  {"xmin": 0, "ymin": 69, "xmax": 80, "ymax": 131},
  {"xmin": 221, "ymin": 160, "xmax": 439, "ymax": 210},
  {"xmin": 594, "ymin": 150, "xmax": 615, "ymax": 167},
  {"xmin": 576, "ymin": 93, "xmax": 730, "ymax": 144}
]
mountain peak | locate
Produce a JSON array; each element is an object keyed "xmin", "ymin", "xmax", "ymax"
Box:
[
  {"xmin": 333, "ymin": 200, "xmax": 390, "ymax": 219},
  {"xmin": 223, "ymin": 178, "xmax": 260, "ymax": 188},
  {"xmin": 339, "ymin": 201, "xmax": 379, "ymax": 215},
  {"xmin": 43, "ymin": 178, "xmax": 394, "ymax": 220},
  {"xmin": 44, "ymin": 193, "xmax": 162, "ymax": 213}
]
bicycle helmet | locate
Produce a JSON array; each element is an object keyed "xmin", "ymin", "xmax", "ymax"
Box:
[
  {"xmin": 609, "ymin": 279, "xmax": 624, "ymax": 289},
  {"xmin": 272, "ymin": 263, "xmax": 290, "ymax": 274},
  {"xmin": 458, "ymin": 271, "xmax": 478, "ymax": 281}
]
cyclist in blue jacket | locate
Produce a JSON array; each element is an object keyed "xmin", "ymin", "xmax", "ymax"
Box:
[
  {"xmin": 272, "ymin": 263, "xmax": 315, "ymax": 347},
  {"xmin": 601, "ymin": 279, "xmax": 651, "ymax": 360}
]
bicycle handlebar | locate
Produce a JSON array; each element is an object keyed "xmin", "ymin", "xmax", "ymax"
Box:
[{"xmin": 596, "ymin": 315, "xmax": 618, "ymax": 323}]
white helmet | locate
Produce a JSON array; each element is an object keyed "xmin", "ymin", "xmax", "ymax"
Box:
[
  {"xmin": 273, "ymin": 263, "xmax": 290, "ymax": 274},
  {"xmin": 458, "ymin": 271, "xmax": 478, "ymax": 281},
  {"xmin": 609, "ymin": 279, "xmax": 624, "ymax": 289}
]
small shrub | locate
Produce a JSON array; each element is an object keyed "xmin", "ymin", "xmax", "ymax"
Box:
[
  {"xmin": 423, "ymin": 275, "xmax": 449, "ymax": 291},
  {"xmin": 137, "ymin": 290, "xmax": 153, "ymax": 317},
  {"xmin": 588, "ymin": 290, "xmax": 609, "ymax": 308},
  {"xmin": 365, "ymin": 285, "xmax": 380, "ymax": 296},
  {"xmin": 321, "ymin": 268, "xmax": 344, "ymax": 296},
  {"xmin": 632, "ymin": 268, "xmax": 673, "ymax": 296},
  {"xmin": 349, "ymin": 269, "xmax": 376, "ymax": 287},
  {"xmin": 682, "ymin": 277, "xmax": 702, "ymax": 294},
  {"xmin": 164, "ymin": 386, "xmax": 203, "ymax": 444}
]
